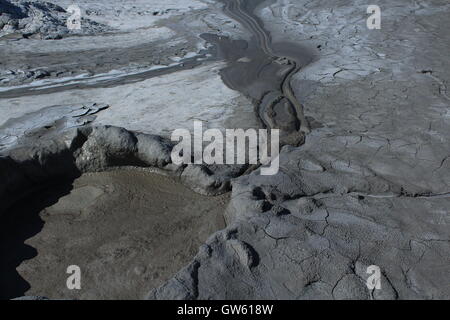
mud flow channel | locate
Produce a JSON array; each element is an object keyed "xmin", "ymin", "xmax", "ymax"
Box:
[
  {"xmin": 202, "ymin": 0, "xmax": 315, "ymax": 146},
  {"xmin": 0, "ymin": 169, "xmax": 228, "ymax": 300}
]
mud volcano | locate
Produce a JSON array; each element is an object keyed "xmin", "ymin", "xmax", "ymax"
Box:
[
  {"xmin": 0, "ymin": 169, "xmax": 228, "ymax": 300},
  {"xmin": 0, "ymin": 124, "xmax": 242, "ymax": 300}
]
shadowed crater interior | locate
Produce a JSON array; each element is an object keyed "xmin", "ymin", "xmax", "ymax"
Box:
[{"xmin": 0, "ymin": 169, "xmax": 228, "ymax": 300}]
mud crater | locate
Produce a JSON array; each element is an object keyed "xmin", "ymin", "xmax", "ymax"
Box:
[{"xmin": 0, "ymin": 169, "xmax": 228, "ymax": 300}]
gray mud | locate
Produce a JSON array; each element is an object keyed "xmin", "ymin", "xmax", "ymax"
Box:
[
  {"xmin": 0, "ymin": 169, "xmax": 228, "ymax": 299},
  {"xmin": 202, "ymin": 0, "xmax": 315, "ymax": 145},
  {"xmin": 1, "ymin": 0, "xmax": 449, "ymax": 301}
]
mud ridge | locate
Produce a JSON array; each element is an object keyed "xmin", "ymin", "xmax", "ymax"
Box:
[{"xmin": 0, "ymin": 124, "xmax": 249, "ymax": 216}]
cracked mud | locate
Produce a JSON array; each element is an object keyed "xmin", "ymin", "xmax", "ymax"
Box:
[{"xmin": 0, "ymin": 0, "xmax": 449, "ymax": 300}]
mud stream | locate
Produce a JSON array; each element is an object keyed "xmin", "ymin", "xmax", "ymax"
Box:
[{"xmin": 210, "ymin": 0, "xmax": 314, "ymax": 145}]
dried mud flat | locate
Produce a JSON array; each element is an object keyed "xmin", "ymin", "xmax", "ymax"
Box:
[{"xmin": 0, "ymin": 170, "xmax": 228, "ymax": 300}]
